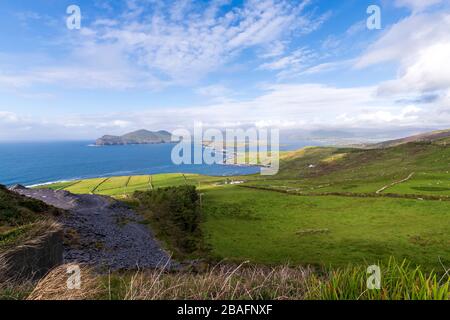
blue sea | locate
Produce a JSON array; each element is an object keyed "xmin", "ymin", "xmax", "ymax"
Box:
[{"xmin": 0, "ymin": 140, "xmax": 320, "ymax": 186}]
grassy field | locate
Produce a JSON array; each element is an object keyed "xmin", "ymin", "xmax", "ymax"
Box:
[
  {"xmin": 38, "ymin": 141, "xmax": 450, "ymax": 272},
  {"xmin": 43, "ymin": 173, "xmax": 232, "ymax": 196},
  {"xmin": 202, "ymin": 186, "xmax": 449, "ymax": 270}
]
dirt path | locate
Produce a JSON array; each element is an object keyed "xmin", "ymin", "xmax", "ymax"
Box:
[
  {"xmin": 376, "ymin": 172, "xmax": 415, "ymax": 194},
  {"xmin": 11, "ymin": 186, "xmax": 171, "ymax": 271}
]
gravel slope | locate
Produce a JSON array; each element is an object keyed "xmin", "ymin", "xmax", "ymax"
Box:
[{"xmin": 11, "ymin": 186, "xmax": 171, "ymax": 271}]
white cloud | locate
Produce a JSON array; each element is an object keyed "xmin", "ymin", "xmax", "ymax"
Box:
[
  {"xmin": 356, "ymin": 12, "xmax": 450, "ymax": 69},
  {"xmin": 2, "ymin": 1, "xmax": 450, "ymax": 141},
  {"xmin": 1, "ymin": 0, "xmax": 325, "ymax": 91},
  {"xmin": 258, "ymin": 41, "xmax": 286, "ymax": 58},
  {"xmin": 259, "ymin": 48, "xmax": 312, "ymax": 70},
  {"xmin": 302, "ymin": 59, "xmax": 353, "ymax": 75},
  {"xmin": 337, "ymin": 105, "xmax": 422, "ymax": 126},
  {"xmin": 259, "ymin": 48, "xmax": 315, "ymax": 79},
  {"xmin": 0, "ymin": 66, "xmax": 164, "ymax": 90},
  {"xmin": 92, "ymin": 19, "xmax": 118, "ymax": 27},
  {"xmin": 196, "ymin": 84, "xmax": 231, "ymax": 98},
  {"xmin": 0, "ymin": 111, "xmax": 19, "ymax": 123},
  {"xmin": 4, "ymin": 82, "xmax": 447, "ymax": 140},
  {"xmin": 118, "ymin": 0, "xmax": 320, "ymax": 83},
  {"xmin": 378, "ymin": 42, "xmax": 450, "ymax": 95},
  {"xmin": 356, "ymin": 11, "xmax": 450, "ymax": 103},
  {"xmin": 394, "ymin": 0, "xmax": 444, "ymax": 12},
  {"xmin": 15, "ymin": 11, "xmax": 59, "ymax": 28}
]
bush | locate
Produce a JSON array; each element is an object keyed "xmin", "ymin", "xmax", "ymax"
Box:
[{"xmin": 134, "ymin": 186, "xmax": 204, "ymax": 257}]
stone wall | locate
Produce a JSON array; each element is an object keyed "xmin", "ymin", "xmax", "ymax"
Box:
[{"xmin": 0, "ymin": 224, "xmax": 63, "ymax": 282}]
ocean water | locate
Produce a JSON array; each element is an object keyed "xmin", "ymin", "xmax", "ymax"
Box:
[{"xmin": 0, "ymin": 140, "xmax": 320, "ymax": 187}]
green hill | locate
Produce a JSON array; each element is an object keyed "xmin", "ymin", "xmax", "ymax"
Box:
[
  {"xmin": 258, "ymin": 136, "xmax": 450, "ymax": 196},
  {"xmin": 365, "ymin": 129, "xmax": 450, "ymax": 149}
]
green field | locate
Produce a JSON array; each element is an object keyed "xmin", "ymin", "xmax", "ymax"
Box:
[
  {"xmin": 43, "ymin": 173, "xmax": 232, "ymax": 196},
  {"xmin": 43, "ymin": 173, "xmax": 243, "ymax": 197},
  {"xmin": 386, "ymin": 172, "xmax": 450, "ymax": 195},
  {"xmin": 202, "ymin": 186, "xmax": 449, "ymax": 270},
  {"xmin": 39, "ymin": 140, "xmax": 450, "ymax": 271}
]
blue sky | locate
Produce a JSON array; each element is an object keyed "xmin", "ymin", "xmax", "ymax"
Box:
[{"xmin": 0, "ymin": 0, "xmax": 449, "ymax": 140}]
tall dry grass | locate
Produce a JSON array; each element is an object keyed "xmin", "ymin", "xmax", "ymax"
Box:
[
  {"xmin": 24, "ymin": 259, "xmax": 450, "ymax": 300},
  {"xmin": 107, "ymin": 263, "xmax": 315, "ymax": 300},
  {"xmin": 27, "ymin": 263, "xmax": 100, "ymax": 300}
]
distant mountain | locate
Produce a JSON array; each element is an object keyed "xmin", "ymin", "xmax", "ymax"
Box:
[
  {"xmin": 96, "ymin": 129, "xmax": 173, "ymax": 146},
  {"xmin": 366, "ymin": 129, "xmax": 450, "ymax": 149}
]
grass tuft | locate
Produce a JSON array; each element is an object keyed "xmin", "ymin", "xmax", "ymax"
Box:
[{"xmin": 26, "ymin": 259, "xmax": 449, "ymax": 300}]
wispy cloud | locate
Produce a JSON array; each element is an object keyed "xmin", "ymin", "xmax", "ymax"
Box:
[
  {"xmin": 1, "ymin": 0, "xmax": 325, "ymax": 91},
  {"xmin": 258, "ymin": 48, "xmax": 315, "ymax": 78},
  {"xmin": 394, "ymin": 0, "xmax": 445, "ymax": 12}
]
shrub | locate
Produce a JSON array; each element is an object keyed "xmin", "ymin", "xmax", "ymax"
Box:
[{"xmin": 134, "ymin": 186, "xmax": 204, "ymax": 257}]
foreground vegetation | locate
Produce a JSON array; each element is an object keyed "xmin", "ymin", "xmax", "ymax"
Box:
[
  {"xmin": 0, "ymin": 186, "xmax": 61, "ymax": 250},
  {"xmin": 9, "ymin": 259, "xmax": 447, "ymax": 300}
]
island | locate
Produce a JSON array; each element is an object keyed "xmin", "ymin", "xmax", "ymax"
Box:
[{"xmin": 95, "ymin": 129, "xmax": 173, "ymax": 146}]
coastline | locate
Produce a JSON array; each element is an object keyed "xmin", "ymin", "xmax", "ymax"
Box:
[
  {"xmin": 0, "ymin": 141, "xmax": 262, "ymax": 187},
  {"xmin": 24, "ymin": 170, "xmax": 261, "ymax": 189},
  {"xmin": 26, "ymin": 178, "xmax": 78, "ymax": 188}
]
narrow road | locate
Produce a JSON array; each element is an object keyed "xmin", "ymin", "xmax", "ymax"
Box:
[
  {"xmin": 11, "ymin": 186, "xmax": 171, "ymax": 271},
  {"xmin": 376, "ymin": 172, "xmax": 415, "ymax": 194}
]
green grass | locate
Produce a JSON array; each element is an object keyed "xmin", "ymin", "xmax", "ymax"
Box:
[
  {"xmin": 202, "ymin": 186, "xmax": 450, "ymax": 271},
  {"xmin": 64, "ymin": 178, "xmax": 108, "ymax": 194},
  {"xmin": 151, "ymin": 173, "xmax": 190, "ymax": 188},
  {"xmin": 0, "ymin": 185, "xmax": 60, "ymax": 227},
  {"xmin": 386, "ymin": 172, "xmax": 450, "ymax": 195},
  {"xmin": 39, "ymin": 173, "xmax": 234, "ymax": 196},
  {"xmin": 96, "ymin": 176, "xmax": 130, "ymax": 191},
  {"xmin": 44, "ymin": 181, "xmax": 80, "ymax": 191},
  {"xmin": 307, "ymin": 258, "xmax": 449, "ymax": 300},
  {"xmin": 0, "ymin": 185, "xmax": 62, "ymax": 252},
  {"xmin": 273, "ymin": 143, "xmax": 450, "ymax": 196},
  {"xmin": 0, "ymin": 224, "xmax": 33, "ymax": 249}
]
